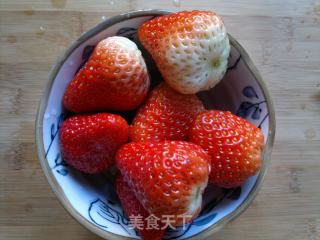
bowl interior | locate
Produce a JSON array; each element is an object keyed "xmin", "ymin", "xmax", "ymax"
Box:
[{"xmin": 40, "ymin": 12, "xmax": 271, "ymax": 240}]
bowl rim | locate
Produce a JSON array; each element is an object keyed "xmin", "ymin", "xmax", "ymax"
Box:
[{"xmin": 35, "ymin": 9, "xmax": 276, "ymax": 240}]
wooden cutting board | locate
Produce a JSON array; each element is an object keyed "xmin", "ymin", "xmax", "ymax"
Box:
[{"xmin": 0, "ymin": 0, "xmax": 319, "ymax": 239}]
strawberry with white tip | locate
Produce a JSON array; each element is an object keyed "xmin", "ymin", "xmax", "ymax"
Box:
[
  {"xmin": 63, "ymin": 36, "xmax": 150, "ymax": 113},
  {"xmin": 116, "ymin": 141, "xmax": 211, "ymax": 226},
  {"xmin": 138, "ymin": 10, "xmax": 230, "ymax": 94}
]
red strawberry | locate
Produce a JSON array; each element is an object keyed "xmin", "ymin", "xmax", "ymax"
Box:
[
  {"xmin": 59, "ymin": 113, "xmax": 129, "ymax": 173},
  {"xmin": 138, "ymin": 11, "xmax": 230, "ymax": 94},
  {"xmin": 115, "ymin": 174, "xmax": 165, "ymax": 240},
  {"xmin": 189, "ymin": 110, "xmax": 264, "ymax": 188},
  {"xmin": 116, "ymin": 141, "xmax": 211, "ymax": 226},
  {"xmin": 130, "ymin": 83, "xmax": 204, "ymax": 142},
  {"xmin": 63, "ymin": 36, "xmax": 150, "ymax": 113}
]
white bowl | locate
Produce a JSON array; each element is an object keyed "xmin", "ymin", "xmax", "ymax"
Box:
[{"xmin": 36, "ymin": 10, "xmax": 276, "ymax": 240}]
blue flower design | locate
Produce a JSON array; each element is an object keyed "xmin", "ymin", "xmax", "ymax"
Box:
[
  {"xmin": 51, "ymin": 153, "xmax": 69, "ymax": 176},
  {"xmin": 45, "ymin": 113, "xmax": 69, "ymax": 176},
  {"xmin": 243, "ymin": 86, "xmax": 258, "ymax": 98},
  {"xmin": 237, "ymin": 86, "xmax": 268, "ymax": 128},
  {"xmin": 88, "ymin": 199, "xmax": 136, "ymax": 236},
  {"xmin": 45, "ymin": 113, "xmax": 65, "ymax": 158},
  {"xmin": 227, "ymin": 54, "xmax": 241, "ymax": 72}
]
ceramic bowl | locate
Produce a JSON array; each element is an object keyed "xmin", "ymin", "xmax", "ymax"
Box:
[{"xmin": 36, "ymin": 10, "xmax": 275, "ymax": 240}]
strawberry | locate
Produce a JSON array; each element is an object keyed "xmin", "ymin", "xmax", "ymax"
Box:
[
  {"xmin": 63, "ymin": 36, "xmax": 150, "ymax": 113},
  {"xmin": 115, "ymin": 174, "xmax": 165, "ymax": 240},
  {"xmin": 59, "ymin": 113, "xmax": 129, "ymax": 173},
  {"xmin": 116, "ymin": 141, "xmax": 211, "ymax": 226},
  {"xmin": 130, "ymin": 83, "xmax": 204, "ymax": 142},
  {"xmin": 138, "ymin": 10, "xmax": 230, "ymax": 94},
  {"xmin": 189, "ymin": 110, "xmax": 264, "ymax": 188}
]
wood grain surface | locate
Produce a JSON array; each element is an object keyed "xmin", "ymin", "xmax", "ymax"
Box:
[{"xmin": 0, "ymin": 0, "xmax": 320, "ymax": 239}]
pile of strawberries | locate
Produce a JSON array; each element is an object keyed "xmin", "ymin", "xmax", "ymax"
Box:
[{"xmin": 59, "ymin": 11, "xmax": 264, "ymax": 239}]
